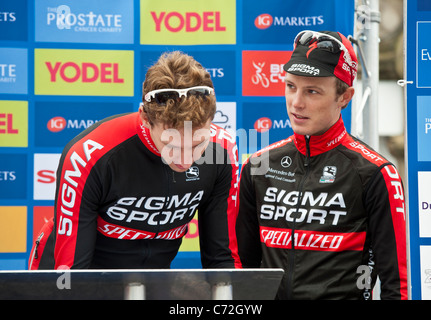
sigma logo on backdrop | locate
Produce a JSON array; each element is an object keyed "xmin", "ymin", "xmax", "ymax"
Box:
[
  {"xmin": 34, "ymin": 0, "xmax": 134, "ymax": 44},
  {"xmin": 34, "ymin": 154, "xmax": 61, "ymax": 200},
  {"xmin": 34, "ymin": 101, "xmax": 132, "ymax": 147}
]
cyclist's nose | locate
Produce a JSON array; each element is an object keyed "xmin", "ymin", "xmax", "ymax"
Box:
[{"xmin": 291, "ymin": 92, "xmax": 305, "ymax": 109}]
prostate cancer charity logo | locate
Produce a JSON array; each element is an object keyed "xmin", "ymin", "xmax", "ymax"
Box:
[
  {"xmin": 140, "ymin": 0, "xmax": 235, "ymax": 45},
  {"xmin": 35, "ymin": 1, "xmax": 134, "ymax": 44},
  {"xmin": 34, "ymin": 49, "xmax": 133, "ymax": 96}
]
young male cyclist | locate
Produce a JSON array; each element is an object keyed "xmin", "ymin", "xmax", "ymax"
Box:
[
  {"xmin": 236, "ymin": 31, "xmax": 407, "ymax": 299},
  {"xmin": 30, "ymin": 51, "xmax": 241, "ymax": 270}
]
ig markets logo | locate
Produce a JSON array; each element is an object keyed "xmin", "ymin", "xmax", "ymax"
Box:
[
  {"xmin": 254, "ymin": 117, "xmax": 272, "ymax": 133},
  {"xmin": 46, "ymin": 116, "xmax": 98, "ymax": 133},
  {"xmin": 47, "ymin": 116, "xmax": 66, "ymax": 132},
  {"xmin": 255, "ymin": 14, "xmax": 273, "ymax": 30}
]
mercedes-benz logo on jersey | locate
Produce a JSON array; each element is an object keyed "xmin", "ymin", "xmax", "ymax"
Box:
[
  {"xmin": 185, "ymin": 166, "xmax": 200, "ymax": 181},
  {"xmin": 281, "ymin": 156, "xmax": 292, "ymax": 168}
]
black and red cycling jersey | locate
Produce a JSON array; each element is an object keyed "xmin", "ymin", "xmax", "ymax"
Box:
[
  {"xmin": 236, "ymin": 116, "xmax": 408, "ymax": 299},
  {"xmin": 29, "ymin": 111, "xmax": 241, "ymax": 270}
]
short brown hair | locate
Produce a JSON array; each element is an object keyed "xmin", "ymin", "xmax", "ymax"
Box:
[{"xmin": 142, "ymin": 51, "xmax": 216, "ymax": 129}]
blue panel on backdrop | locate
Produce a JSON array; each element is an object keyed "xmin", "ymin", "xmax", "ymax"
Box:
[
  {"xmin": 0, "ymin": 0, "xmax": 28, "ymax": 41},
  {"xmin": 418, "ymin": 0, "xmax": 431, "ymax": 11},
  {"xmin": 0, "ymin": 154, "xmax": 27, "ymax": 199},
  {"xmin": 242, "ymin": 0, "xmax": 354, "ymax": 46},
  {"xmin": 34, "ymin": 101, "xmax": 133, "ymax": 147},
  {"xmin": 417, "ymin": 22, "xmax": 431, "ymax": 88},
  {"xmin": 140, "ymin": 50, "xmax": 236, "ymax": 96}
]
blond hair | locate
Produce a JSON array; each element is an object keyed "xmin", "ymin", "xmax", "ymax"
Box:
[{"xmin": 142, "ymin": 51, "xmax": 216, "ymax": 129}]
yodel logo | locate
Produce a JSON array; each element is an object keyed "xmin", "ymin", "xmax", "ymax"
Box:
[
  {"xmin": 45, "ymin": 61, "xmax": 124, "ymax": 83},
  {"xmin": 35, "ymin": 49, "xmax": 133, "ymax": 96},
  {"xmin": 140, "ymin": 0, "xmax": 236, "ymax": 45},
  {"xmin": 151, "ymin": 11, "xmax": 226, "ymax": 32}
]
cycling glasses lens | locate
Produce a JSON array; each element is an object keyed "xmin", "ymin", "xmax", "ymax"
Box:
[
  {"xmin": 295, "ymin": 32, "xmax": 341, "ymax": 53},
  {"xmin": 297, "ymin": 31, "xmax": 313, "ymax": 45},
  {"xmin": 315, "ymin": 39, "xmax": 341, "ymax": 53},
  {"xmin": 154, "ymin": 92, "xmax": 180, "ymax": 104},
  {"xmin": 187, "ymin": 88, "xmax": 210, "ymax": 97}
]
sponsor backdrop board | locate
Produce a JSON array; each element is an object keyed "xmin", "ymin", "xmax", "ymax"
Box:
[
  {"xmin": 0, "ymin": 0, "xmax": 354, "ymax": 270},
  {"xmin": 406, "ymin": 0, "xmax": 431, "ymax": 300}
]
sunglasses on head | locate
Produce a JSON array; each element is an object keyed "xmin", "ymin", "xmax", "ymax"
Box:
[
  {"xmin": 293, "ymin": 30, "xmax": 354, "ymax": 67},
  {"xmin": 144, "ymin": 86, "xmax": 214, "ymax": 106}
]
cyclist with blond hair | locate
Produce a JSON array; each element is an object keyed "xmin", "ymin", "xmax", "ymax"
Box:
[{"xmin": 30, "ymin": 51, "xmax": 241, "ymax": 270}]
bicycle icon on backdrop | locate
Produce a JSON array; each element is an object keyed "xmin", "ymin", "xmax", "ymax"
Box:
[{"xmin": 251, "ymin": 61, "xmax": 270, "ymax": 88}]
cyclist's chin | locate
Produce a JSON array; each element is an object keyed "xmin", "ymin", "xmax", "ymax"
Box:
[{"xmin": 169, "ymin": 163, "xmax": 192, "ymax": 172}]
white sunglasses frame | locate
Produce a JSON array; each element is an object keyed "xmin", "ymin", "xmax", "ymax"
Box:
[
  {"xmin": 144, "ymin": 86, "xmax": 215, "ymax": 103},
  {"xmin": 293, "ymin": 30, "xmax": 356, "ymax": 68}
]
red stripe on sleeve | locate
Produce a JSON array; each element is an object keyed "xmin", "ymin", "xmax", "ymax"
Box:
[{"xmin": 381, "ymin": 165, "xmax": 408, "ymax": 300}]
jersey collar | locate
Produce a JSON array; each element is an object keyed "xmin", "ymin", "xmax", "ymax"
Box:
[
  {"xmin": 293, "ymin": 116, "xmax": 347, "ymax": 157},
  {"xmin": 136, "ymin": 113, "xmax": 161, "ymax": 156}
]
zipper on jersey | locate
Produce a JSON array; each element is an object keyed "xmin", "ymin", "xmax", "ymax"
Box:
[
  {"xmin": 154, "ymin": 166, "xmax": 172, "ymax": 238},
  {"xmin": 287, "ymin": 135, "xmax": 311, "ymax": 300},
  {"xmin": 29, "ymin": 232, "xmax": 44, "ymax": 268}
]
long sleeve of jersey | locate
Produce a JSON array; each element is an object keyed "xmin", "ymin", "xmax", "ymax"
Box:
[
  {"xmin": 198, "ymin": 126, "xmax": 241, "ymax": 268},
  {"xmin": 364, "ymin": 164, "xmax": 408, "ymax": 300},
  {"xmin": 236, "ymin": 160, "xmax": 262, "ymax": 268}
]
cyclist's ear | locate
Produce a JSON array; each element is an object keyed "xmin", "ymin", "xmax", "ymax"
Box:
[{"xmin": 139, "ymin": 106, "xmax": 152, "ymax": 128}]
